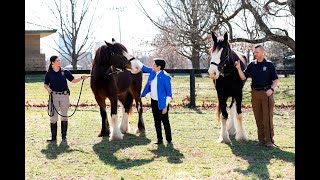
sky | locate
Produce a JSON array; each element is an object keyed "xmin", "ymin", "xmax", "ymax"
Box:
[
  {"xmin": 25, "ymin": 0, "xmax": 295, "ymax": 59},
  {"xmin": 25, "ymin": 0, "xmax": 163, "ymax": 57}
]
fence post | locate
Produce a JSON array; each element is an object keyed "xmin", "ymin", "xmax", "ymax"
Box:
[
  {"xmin": 284, "ymin": 70, "xmax": 288, "ymax": 77},
  {"xmin": 189, "ymin": 69, "xmax": 195, "ymax": 108}
]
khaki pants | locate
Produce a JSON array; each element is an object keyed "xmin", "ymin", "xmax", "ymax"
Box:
[
  {"xmin": 48, "ymin": 93, "xmax": 70, "ymax": 123},
  {"xmin": 251, "ymin": 90, "xmax": 275, "ymax": 144}
]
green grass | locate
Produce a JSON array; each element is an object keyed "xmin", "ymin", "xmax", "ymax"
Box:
[
  {"xmin": 25, "ymin": 74, "xmax": 295, "ymax": 179},
  {"xmin": 25, "ymin": 74, "xmax": 295, "ymax": 107},
  {"xmin": 26, "ymin": 106, "xmax": 294, "ymax": 179}
]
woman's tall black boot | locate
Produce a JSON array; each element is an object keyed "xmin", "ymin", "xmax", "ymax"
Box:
[{"xmin": 47, "ymin": 122, "xmax": 57, "ymax": 142}]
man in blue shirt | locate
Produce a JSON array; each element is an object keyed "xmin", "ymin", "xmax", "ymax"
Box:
[
  {"xmin": 136, "ymin": 58, "xmax": 173, "ymax": 145},
  {"xmin": 236, "ymin": 45, "xmax": 279, "ymax": 148}
]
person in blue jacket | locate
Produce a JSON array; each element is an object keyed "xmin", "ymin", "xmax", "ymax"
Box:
[{"xmin": 136, "ymin": 58, "xmax": 173, "ymax": 145}]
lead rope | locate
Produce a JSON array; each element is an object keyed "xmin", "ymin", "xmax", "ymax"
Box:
[{"xmin": 47, "ymin": 79, "xmax": 86, "ymax": 117}]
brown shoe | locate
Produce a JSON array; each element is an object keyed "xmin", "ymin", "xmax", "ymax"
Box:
[
  {"xmin": 254, "ymin": 140, "xmax": 265, "ymax": 146},
  {"xmin": 265, "ymin": 142, "xmax": 277, "ymax": 148}
]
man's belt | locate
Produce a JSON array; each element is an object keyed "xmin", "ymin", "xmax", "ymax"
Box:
[
  {"xmin": 252, "ymin": 86, "xmax": 271, "ymax": 91},
  {"xmin": 53, "ymin": 90, "xmax": 70, "ymax": 95}
]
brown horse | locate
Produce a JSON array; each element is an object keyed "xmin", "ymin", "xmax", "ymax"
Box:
[{"xmin": 90, "ymin": 39, "xmax": 145, "ymax": 141}]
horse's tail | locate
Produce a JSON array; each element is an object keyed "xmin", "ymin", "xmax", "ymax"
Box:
[
  {"xmin": 139, "ymin": 98, "xmax": 143, "ymax": 114},
  {"xmin": 216, "ymin": 102, "xmax": 221, "ymax": 123},
  {"xmin": 229, "ymin": 97, "xmax": 235, "ymax": 109},
  {"xmin": 128, "ymin": 105, "xmax": 134, "ymax": 121}
]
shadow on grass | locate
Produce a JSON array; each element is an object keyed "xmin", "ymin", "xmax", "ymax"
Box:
[
  {"xmin": 41, "ymin": 141, "xmax": 87, "ymax": 159},
  {"xmin": 93, "ymin": 133, "xmax": 154, "ymax": 169},
  {"xmin": 228, "ymin": 138, "xmax": 295, "ymax": 179},
  {"xmin": 149, "ymin": 143, "xmax": 184, "ymax": 164}
]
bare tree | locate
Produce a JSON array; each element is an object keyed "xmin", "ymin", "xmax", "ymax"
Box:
[
  {"xmin": 136, "ymin": 0, "xmax": 219, "ymax": 68},
  {"xmin": 152, "ymin": 32, "xmax": 191, "ymax": 69},
  {"xmin": 46, "ymin": 0, "xmax": 100, "ymax": 70},
  {"xmin": 209, "ymin": 0, "xmax": 295, "ymax": 52}
]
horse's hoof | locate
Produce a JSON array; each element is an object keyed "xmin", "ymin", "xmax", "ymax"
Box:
[
  {"xmin": 135, "ymin": 127, "xmax": 146, "ymax": 134},
  {"xmin": 109, "ymin": 134, "xmax": 123, "ymax": 141},
  {"xmin": 235, "ymin": 135, "xmax": 248, "ymax": 142},
  {"xmin": 218, "ymin": 137, "xmax": 231, "ymax": 144},
  {"xmin": 98, "ymin": 131, "xmax": 109, "ymax": 137},
  {"xmin": 218, "ymin": 137, "xmax": 224, "ymax": 143},
  {"xmin": 120, "ymin": 127, "xmax": 129, "ymax": 134},
  {"xmin": 228, "ymin": 130, "xmax": 236, "ymax": 136}
]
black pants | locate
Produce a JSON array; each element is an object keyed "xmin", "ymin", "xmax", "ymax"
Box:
[{"xmin": 151, "ymin": 99, "xmax": 172, "ymax": 142}]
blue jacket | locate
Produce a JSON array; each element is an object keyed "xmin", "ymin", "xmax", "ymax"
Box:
[{"xmin": 141, "ymin": 65, "xmax": 172, "ymax": 110}]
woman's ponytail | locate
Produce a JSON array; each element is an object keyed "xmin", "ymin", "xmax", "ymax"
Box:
[{"xmin": 47, "ymin": 55, "xmax": 58, "ymax": 71}]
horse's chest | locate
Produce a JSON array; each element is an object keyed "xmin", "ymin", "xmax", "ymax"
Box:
[{"xmin": 215, "ymin": 78, "xmax": 243, "ymax": 95}]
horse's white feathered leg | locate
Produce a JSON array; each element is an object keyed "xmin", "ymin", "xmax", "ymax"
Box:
[
  {"xmin": 218, "ymin": 117, "xmax": 231, "ymax": 143},
  {"xmin": 109, "ymin": 114, "xmax": 123, "ymax": 141},
  {"xmin": 120, "ymin": 104, "xmax": 130, "ymax": 133},
  {"xmin": 235, "ymin": 113, "xmax": 248, "ymax": 141},
  {"xmin": 228, "ymin": 103, "xmax": 237, "ymax": 136}
]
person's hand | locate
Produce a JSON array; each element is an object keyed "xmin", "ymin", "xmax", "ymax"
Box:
[
  {"xmin": 81, "ymin": 75, "xmax": 88, "ymax": 80},
  {"xmin": 266, "ymin": 89, "xmax": 273, "ymax": 96},
  {"xmin": 162, "ymin": 105, "xmax": 168, "ymax": 114},
  {"xmin": 234, "ymin": 60, "xmax": 241, "ymax": 70},
  {"xmin": 134, "ymin": 66, "xmax": 141, "ymax": 72},
  {"xmin": 47, "ymin": 88, "xmax": 52, "ymax": 94}
]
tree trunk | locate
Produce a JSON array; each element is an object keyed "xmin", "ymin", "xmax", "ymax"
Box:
[
  {"xmin": 191, "ymin": 44, "xmax": 200, "ymax": 69},
  {"xmin": 72, "ymin": 52, "xmax": 77, "ymax": 70}
]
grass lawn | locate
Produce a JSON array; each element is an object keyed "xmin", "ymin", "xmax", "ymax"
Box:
[
  {"xmin": 25, "ymin": 74, "xmax": 295, "ymax": 108},
  {"xmin": 25, "ymin": 106, "xmax": 294, "ymax": 179},
  {"xmin": 25, "ymin": 74, "xmax": 295, "ymax": 179}
]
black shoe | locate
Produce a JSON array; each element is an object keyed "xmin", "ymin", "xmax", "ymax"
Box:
[
  {"xmin": 47, "ymin": 123, "xmax": 57, "ymax": 142},
  {"xmin": 61, "ymin": 138, "xmax": 67, "ymax": 144},
  {"xmin": 154, "ymin": 141, "xmax": 163, "ymax": 145},
  {"xmin": 47, "ymin": 138, "xmax": 57, "ymax": 142},
  {"xmin": 61, "ymin": 121, "xmax": 68, "ymax": 140},
  {"xmin": 167, "ymin": 141, "xmax": 173, "ymax": 145}
]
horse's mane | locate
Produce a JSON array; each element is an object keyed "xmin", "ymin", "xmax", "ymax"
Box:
[
  {"xmin": 210, "ymin": 44, "xmax": 215, "ymax": 55},
  {"xmin": 91, "ymin": 42, "xmax": 128, "ymax": 67},
  {"xmin": 92, "ymin": 45, "xmax": 107, "ymax": 67},
  {"xmin": 113, "ymin": 42, "xmax": 128, "ymax": 53}
]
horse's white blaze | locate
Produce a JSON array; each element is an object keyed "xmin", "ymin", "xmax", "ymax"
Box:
[
  {"xmin": 122, "ymin": 51, "xmax": 140, "ymax": 74},
  {"xmin": 227, "ymin": 102, "xmax": 237, "ymax": 136},
  {"xmin": 120, "ymin": 105, "xmax": 130, "ymax": 133},
  {"xmin": 234, "ymin": 50, "xmax": 246, "ymax": 65},
  {"xmin": 208, "ymin": 48, "xmax": 223, "ymax": 80},
  {"xmin": 109, "ymin": 114, "xmax": 123, "ymax": 141},
  {"xmin": 122, "ymin": 50, "xmax": 133, "ymax": 60},
  {"xmin": 130, "ymin": 59, "xmax": 143, "ymax": 74},
  {"xmin": 218, "ymin": 117, "xmax": 231, "ymax": 143},
  {"xmin": 235, "ymin": 113, "xmax": 248, "ymax": 141}
]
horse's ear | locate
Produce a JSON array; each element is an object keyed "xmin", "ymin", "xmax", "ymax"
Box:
[
  {"xmin": 223, "ymin": 32, "xmax": 228, "ymax": 42},
  {"xmin": 105, "ymin": 40, "xmax": 113, "ymax": 47},
  {"xmin": 112, "ymin": 38, "xmax": 116, "ymax": 43},
  {"xmin": 211, "ymin": 32, "xmax": 217, "ymax": 43}
]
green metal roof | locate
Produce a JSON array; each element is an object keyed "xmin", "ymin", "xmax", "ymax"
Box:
[
  {"xmin": 25, "ymin": 30, "xmax": 57, "ymax": 38},
  {"xmin": 25, "ymin": 21, "xmax": 57, "ymax": 38}
]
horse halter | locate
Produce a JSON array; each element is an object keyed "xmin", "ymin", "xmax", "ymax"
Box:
[
  {"xmin": 107, "ymin": 53, "xmax": 136, "ymax": 75},
  {"xmin": 210, "ymin": 46, "xmax": 234, "ymax": 77}
]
